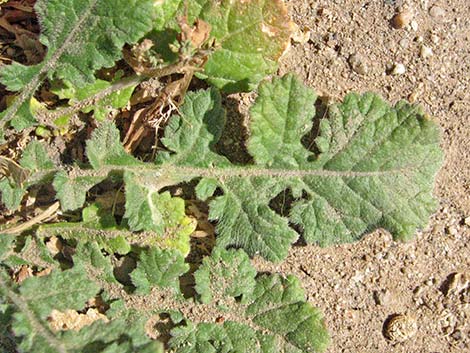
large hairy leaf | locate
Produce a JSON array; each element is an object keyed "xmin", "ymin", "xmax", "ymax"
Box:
[
  {"xmin": 159, "ymin": 74, "xmax": 443, "ymax": 261},
  {"xmin": 0, "ymin": 0, "xmax": 154, "ymax": 131},
  {"xmin": 5, "ymin": 74, "xmax": 443, "ymax": 262}
]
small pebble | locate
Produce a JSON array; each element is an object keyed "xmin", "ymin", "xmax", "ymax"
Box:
[
  {"xmin": 429, "ymin": 5, "xmax": 446, "ymax": 19},
  {"xmin": 446, "ymin": 225, "xmax": 458, "ymax": 235},
  {"xmin": 290, "ymin": 23, "xmax": 311, "ymax": 44},
  {"xmin": 445, "ymin": 272, "xmax": 470, "ymax": 296},
  {"xmin": 374, "ymin": 289, "xmax": 395, "ymax": 306},
  {"xmin": 410, "ymin": 20, "xmax": 419, "ymax": 31},
  {"xmin": 430, "ymin": 34, "xmax": 440, "ymax": 44},
  {"xmin": 451, "ymin": 329, "xmax": 463, "ymax": 341},
  {"xmin": 392, "ymin": 63, "xmax": 406, "ymax": 75},
  {"xmin": 408, "ymin": 90, "xmax": 420, "ymax": 103},
  {"xmin": 420, "ymin": 45, "xmax": 433, "ymax": 58},
  {"xmin": 392, "ymin": 9, "xmax": 414, "ymax": 29},
  {"xmin": 384, "ymin": 314, "xmax": 418, "ymax": 342},
  {"xmin": 348, "ymin": 53, "xmax": 369, "ymax": 75},
  {"xmin": 399, "ymin": 38, "xmax": 410, "ymax": 49}
]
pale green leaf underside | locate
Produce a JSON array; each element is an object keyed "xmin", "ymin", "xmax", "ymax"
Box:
[{"xmin": 160, "ymin": 74, "xmax": 443, "ymax": 261}]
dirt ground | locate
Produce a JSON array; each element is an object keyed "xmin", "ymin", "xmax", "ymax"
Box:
[{"xmin": 252, "ymin": 0, "xmax": 469, "ymax": 352}]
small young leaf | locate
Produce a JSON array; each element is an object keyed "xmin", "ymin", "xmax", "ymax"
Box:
[
  {"xmin": 130, "ymin": 247, "xmax": 189, "ymax": 295},
  {"xmin": 86, "ymin": 121, "xmax": 141, "ymax": 169},
  {"xmin": 20, "ymin": 140, "xmax": 54, "ymax": 172},
  {"xmin": 53, "ymin": 171, "xmax": 105, "ymax": 211},
  {"xmin": 124, "ymin": 173, "xmax": 194, "ymax": 255}
]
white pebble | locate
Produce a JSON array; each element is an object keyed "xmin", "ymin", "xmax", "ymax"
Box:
[
  {"xmin": 420, "ymin": 45, "xmax": 433, "ymax": 58},
  {"xmin": 410, "ymin": 20, "xmax": 419, "ymax": 31},
  {"xmin": 429, "ymin": 5, "xmax": 446, "ymax": 19},
  {"xmin": 392, "ymin": 63, "xmax": 406, "ymax": 75}
]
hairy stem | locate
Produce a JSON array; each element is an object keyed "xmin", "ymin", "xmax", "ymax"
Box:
[
  {"xmin": 0, "ymin": 0, "xmax": 99, "ymax": 132},
  {"xmin": 34, "ymin": 75, "xmax": 144, "ymax": 126}
]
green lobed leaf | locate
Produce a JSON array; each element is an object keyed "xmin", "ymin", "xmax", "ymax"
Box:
[
  {"xmin": 53, "ymin": 171, "xmax": 105, "ymax": 211},
  {"xmin": 0, "ymin": 234, "xmax": 14, "ymax": 261},
  {"xmin": 0, "ymin": 235, "xmax": 56, "ymax": 269},
  {"xmin": 169, "ymin": 0, "xmax": 293, "ymax": 92},
  {"xmin": 85, "ymin": 121, "xmax": 142, "ymax": 170},
  {"xmin": 52, "ymin": 122, "xmax": 194, "ymax": 254},
  {"xmin": 0, "ymin": 179, "xmax": 26, "ymax": 211},
  {"xmin": 1, "ymin": 0, "xmax": 154, "ymax": 90},
  {"xmin": 73, "ymin": 241, "xmax": 118, "ymax": 284},
  {"xmin": 2, "ymin": 239, "xmax": 328, "ymax": 352},
  {"xmin": 157, "ymin": 87, "xmax": 229, "ymax": 167},
  {"xmin": 169, "ymin": 248, "xmax": 329, "ymax": 353},
  {"xmin": 194, "ymin": 248, "xmax": 257, "ymax": 304},
  {"xmin": 0, "ymin": 63, "xmax": 40, "ymax": 92},
  {"xmin": 20, "ymin": 140, "xmax": 54, "ymax": 172},
  {"xmin": 7, "ymin": 266, "xmax": 99, "ymax": 352},
  {"xmin": 130, "ymin": 247, "xmax": 189, "ymax": 295},
  {"xmin": 159, "ymin": 74, "xmax": 443, "ymax": 261},
  {"xmin": 0, "ymin": 269, "xmax": 163, "ymax": 353}
]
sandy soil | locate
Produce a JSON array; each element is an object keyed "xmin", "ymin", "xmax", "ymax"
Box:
[{"xmin": 252, "ymin": 0, "xmax": 469, "ymax": 352}]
